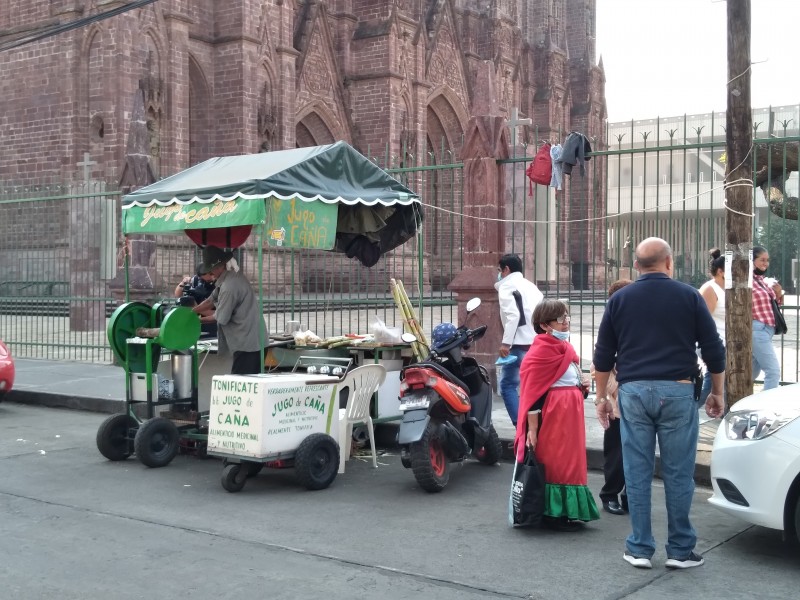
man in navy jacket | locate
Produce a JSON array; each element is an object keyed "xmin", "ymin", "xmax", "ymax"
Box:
[{"xmin": 593, "ymin": 237, "xmax": 724, "ymax": 571}]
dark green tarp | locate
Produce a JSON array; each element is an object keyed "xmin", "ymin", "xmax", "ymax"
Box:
[{"xmin": 121, "ymin": 141, "xmax": 423, "ymax": 264}]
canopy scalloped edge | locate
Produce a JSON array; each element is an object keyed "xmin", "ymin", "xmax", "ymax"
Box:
[{"xmin": 122, "ymin": 190, "xmax": 420, "ymax": 209}]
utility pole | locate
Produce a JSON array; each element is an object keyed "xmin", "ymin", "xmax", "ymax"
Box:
[{"xmin": 725, "ymin": 0, "xmax": 753, "ymax": 407}]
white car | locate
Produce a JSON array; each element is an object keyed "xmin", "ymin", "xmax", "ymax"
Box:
[{"xmin": 709, "ymin": 384, "xmax": 800, "ymax": 543}]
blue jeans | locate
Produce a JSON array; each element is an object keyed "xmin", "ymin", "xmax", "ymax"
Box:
[
  {"xmin": 618, "ymin": 380, "xmax": 698, "ymax": 560},
  {"xmin": 499, "ymin": 346, "xmax": 528, "ymax": 425},
  {"xmin": 752, "ymin": 320, "xmax": 780, "ymax": 390}
]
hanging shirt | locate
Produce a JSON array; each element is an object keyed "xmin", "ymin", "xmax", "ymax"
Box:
[{"xmin": 550, "ymin": 143, "xmax": 563, "ymax": 190}]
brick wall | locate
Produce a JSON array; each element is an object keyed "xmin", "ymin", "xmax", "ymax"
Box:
[
  {"xmin": 0, "ymin": 0, "xmax": 605, "ymax": 292},
  {"xmin": 1, "ymin": 0, "xmax": 603, "ymax": 185}
]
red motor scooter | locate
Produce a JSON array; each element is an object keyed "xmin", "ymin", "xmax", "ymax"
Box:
[{"xmin": 397, "ymin": 298, "xmax": 502, "ymax": 492}]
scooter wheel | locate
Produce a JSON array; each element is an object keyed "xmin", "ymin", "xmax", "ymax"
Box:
[
  {"xmin": 410, "ymin": 421, "xmax": 449, "ymax": 493},
  {"xmin": 474, "ymin": 424, "xmax": 502, "ymax": 465}
]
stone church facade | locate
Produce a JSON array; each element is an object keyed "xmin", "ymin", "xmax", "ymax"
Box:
[{"xmin": 0, "ymin": 0, "xmax": 606, "ymax": 293}]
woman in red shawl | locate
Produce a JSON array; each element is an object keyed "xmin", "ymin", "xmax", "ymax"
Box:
[{"xmin": 515, "ymin": 299, "xmax": 600, "ymax": 530}]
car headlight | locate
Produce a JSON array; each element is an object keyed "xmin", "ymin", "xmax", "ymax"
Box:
[{"xmin": 724, "ymin": 407, "xmax": 800, "ymax": 440}]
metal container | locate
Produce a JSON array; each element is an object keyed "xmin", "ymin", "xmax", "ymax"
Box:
[
  {"xmin": 171, "ymin": 353, "xmax": 193, "ymax": 400},
  {"xmin": 130, "ymin": 373, "xmax": 158, "ymax": 402}
]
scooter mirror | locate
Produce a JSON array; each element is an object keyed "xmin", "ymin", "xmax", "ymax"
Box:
[
  {"xmin": 465, "ymin": 297, "xmax": 481, "ymax": 313},
  {"xmin": 400, "ymin": 332, "xmax": 417, "ymax": 344}
]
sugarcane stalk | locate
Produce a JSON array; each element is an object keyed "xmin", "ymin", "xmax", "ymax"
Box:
[
  {"xmin": 391, "ymin": 279, "xmax": 425, "ymax": 361},
  {"xmin": 397, "ymin": 279, "xmax": 428, "ymax": 347}
]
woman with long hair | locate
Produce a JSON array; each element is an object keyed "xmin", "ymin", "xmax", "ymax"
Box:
[
  {"xmin": 698, "ymin": 248, "xmax": 726, "ymax": 402},
  {"xmin": 751, "ymin": 246, "xmax": 783, "ymax": 389}
]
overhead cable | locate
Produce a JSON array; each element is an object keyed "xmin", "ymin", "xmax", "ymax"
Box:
[{"xmin": 0, "ymin": 0, "xmax": 159, "ymax": 53}]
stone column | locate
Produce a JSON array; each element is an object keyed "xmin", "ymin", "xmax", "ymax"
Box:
[
  {"xmin": 447, "ymin": 62, "xmax": 511, "ymax": 379},
  {"xmin": 68, "ymin": 182, "xmax": 107, "ymax": 331},
  {"xmin": 108, "ymin": 88, "xmax": 161, "ymax": 305}
]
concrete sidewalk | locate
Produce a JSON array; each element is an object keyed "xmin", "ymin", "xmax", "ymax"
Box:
[{"xmin": 7, "ymin": 357, "xmax": 719, "ymax": 485}]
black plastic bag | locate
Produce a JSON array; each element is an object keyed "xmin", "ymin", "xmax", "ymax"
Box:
[
  {"xmin": 508, "ymin": 448, "xmax": 546, "ymax": 527},
  {"xmin": 772, "ymin": 298, "xmax": 788, "ymax": 335}
]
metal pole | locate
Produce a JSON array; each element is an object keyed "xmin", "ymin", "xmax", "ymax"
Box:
[{"xmin": 258, "ymin": 223, "xmax": 265, "ymax": 374}]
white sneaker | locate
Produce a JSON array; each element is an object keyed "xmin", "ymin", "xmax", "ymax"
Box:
[
  {"xmin": 665, "ymin": 552, "xmax": 705, "ymax": 569},
  {"xmin": 623, "ymin": 552, "xmax": 652, "ymax": 569}
]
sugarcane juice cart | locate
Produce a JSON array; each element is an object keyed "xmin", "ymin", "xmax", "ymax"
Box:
[{"xmin": 97, "ymin": 141, "xmax": 423, "ymax": 484}]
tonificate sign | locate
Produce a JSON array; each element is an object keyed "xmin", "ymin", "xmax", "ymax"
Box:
[{"xmin": 207, "ymin": 373, "xmax": 340, "ymax": 459}]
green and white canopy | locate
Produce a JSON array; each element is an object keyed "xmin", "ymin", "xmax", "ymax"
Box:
[{"xmin": 121, "ymin": 141, "xmax": 422, "ymax": 257}]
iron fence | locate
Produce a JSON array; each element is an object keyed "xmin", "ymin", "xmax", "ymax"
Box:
[{"xmin": 2, "ymin": 119, "xmax": 800, "ymax": 385}]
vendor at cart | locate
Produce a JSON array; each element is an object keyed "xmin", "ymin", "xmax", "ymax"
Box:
[{"xmin": 192, "ymin": 246, "xmax": 268, "ymax": 375}]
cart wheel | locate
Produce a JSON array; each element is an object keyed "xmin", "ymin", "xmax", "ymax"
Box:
[
  {"xmin": 134, "ymin": 417, "xmax": 180, "ymax": 468},
  {"xmin": 221, "ymin": 464, "xmax": 247, "ymax": 493},
  {"xmin": 223, "ymin": 458, "xmax": 264, "ymax": 478},
  {"xmin": 96, "ymin": 413, "xmax": 137, "ymax": 461},
  {"xmin": 294, "ymin": 433, "xmax": 339, "ymax": 491}
]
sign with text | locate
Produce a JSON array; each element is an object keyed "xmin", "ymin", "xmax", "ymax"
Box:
[
  {"xmin": 265, "ymin": 197, "xmax": 338, "ymax": 250},
  {"xmin": 122, "ymin": 198, "xmax": 266, "ymax": 234},
  {"xmin": 207, "ymin": 373, "xmax": 339, "ymax": 459}
]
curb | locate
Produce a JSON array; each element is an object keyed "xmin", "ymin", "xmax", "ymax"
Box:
[
  {"xmin": 498, "ymin": 436, "xmax": 711, "ymax": 487},
  {"xmin": 7, "ymin": 390, "xmax": 122, "ymax": 415}
]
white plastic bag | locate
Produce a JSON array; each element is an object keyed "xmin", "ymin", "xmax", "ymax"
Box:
[{"xmin": 371, "ymin": 315, "xmax": 402, "ymax": 343}]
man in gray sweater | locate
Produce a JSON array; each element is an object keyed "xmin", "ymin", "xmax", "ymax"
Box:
[{"xmin": 193, "ymin": 246, "xmax": 268, "ymax": 374}]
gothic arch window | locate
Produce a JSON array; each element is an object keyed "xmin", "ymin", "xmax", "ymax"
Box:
[
  {"xmin": 189, "ymin": 56, "xmax": 211, "ymax": 164},
  {"xmin": 90, "ymin": 114, "xmax": 105, "ymax": 142},
  {"xmin": 85, "ymin": 28, "xmax": 107, "ymax": 181},
  {"xmin": 146, "ymin": 107, "xmax": 161, "ymax": 178},
  {"xmin": 296, "ymin": 105, "xmax": 339, "ymax": 148},
  {"xmin": 425, "ymin": 93, "xmax": 466, "ymax": 290},
  {"xmin": 258, "ymin": 68, "xmax": 277, "ymax": 153}
]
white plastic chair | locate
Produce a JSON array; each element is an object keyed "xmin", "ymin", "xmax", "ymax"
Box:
[{"xmin": 337, "ymin": 364, "xmax": 387, "ymax": 473}]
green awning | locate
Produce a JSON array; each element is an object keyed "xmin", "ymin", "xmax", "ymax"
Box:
[{"xmin": 121, "ymin": 141, "xmax": 422, "ymax": 264}]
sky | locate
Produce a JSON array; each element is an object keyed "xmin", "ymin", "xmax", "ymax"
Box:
[{"xmin": 596, "ymin": 0, "xmax": 800, "ymax": 122}]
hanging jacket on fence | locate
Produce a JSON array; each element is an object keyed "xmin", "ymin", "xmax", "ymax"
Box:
[
  {"xmin": 526, "ymin": 142, "xmax": 552, "ymax": 195},
  {"xmin": 561, "ymin": 132, "xmax": 592, "ymax": 176},
  {"xmin": 550, "ymin": 143, "xmax": 563, "ymax": 190}
]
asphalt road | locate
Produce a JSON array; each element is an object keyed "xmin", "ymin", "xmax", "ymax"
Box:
[{"xmin": 1, "ymin": 402, "xmax": 799, "ymax": 600}]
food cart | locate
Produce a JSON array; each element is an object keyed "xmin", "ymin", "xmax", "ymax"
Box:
[
  {"xmin": 97, "ymin": 141, "xmax": 423, "ymax": 478},
  {"xmin": 207, "ymin": 358, "xmax": 350, "ymax": 492}
]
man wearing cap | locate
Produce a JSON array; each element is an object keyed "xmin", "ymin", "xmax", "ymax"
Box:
[{"xmin": 192, "ymin": 246, "xmax": 268, "ymax": 375}]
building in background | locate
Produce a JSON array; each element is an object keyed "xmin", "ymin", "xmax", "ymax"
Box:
[{"xmin": 606, "ymin": 105, "xmax": 799, "ymax": 287}]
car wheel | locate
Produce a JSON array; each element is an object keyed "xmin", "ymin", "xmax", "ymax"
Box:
[{"xmin": 794, "ymin": 494, "xmax": 800, "ymax": 546}]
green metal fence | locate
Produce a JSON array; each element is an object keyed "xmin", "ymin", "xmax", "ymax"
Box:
[
  {"xmin": 0, "ymin": 148, "xmax": 467, "ymax": 363},
  {"xmin": 3, "ymin": 116, "xmax": 800, "ymax": 385}
]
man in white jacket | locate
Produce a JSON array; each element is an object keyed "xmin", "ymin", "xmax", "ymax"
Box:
[{"xmin": 494, "ymin": 253, "xmax": 543, "ymax": 425}]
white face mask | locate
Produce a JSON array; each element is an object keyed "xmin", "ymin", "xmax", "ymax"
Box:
[
  {"xmin": 497, "ymin": 272, "xmax": 503, "ymax": 282},
  {"xmin": 550, "ymin": 329, "xmax": 570, "ymax": 341}
]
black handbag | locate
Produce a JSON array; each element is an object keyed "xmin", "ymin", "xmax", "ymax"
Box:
[
  {"xmin": 771, "ymin": 298, "xmax": 788, "ymax": 335},
  {"xmin": 509, "ymin": 448, "xmax": 546, "ymax": 527}
]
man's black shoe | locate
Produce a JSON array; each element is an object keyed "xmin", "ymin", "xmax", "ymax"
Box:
[{"xmin": 603, "ymin": 500, "xmax": 626, "ymax": 515}]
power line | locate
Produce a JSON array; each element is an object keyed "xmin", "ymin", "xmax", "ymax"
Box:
[{"xmin": 0, "ymin": 0, "xmax": 160, "ymax": 53}]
